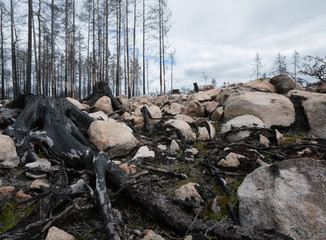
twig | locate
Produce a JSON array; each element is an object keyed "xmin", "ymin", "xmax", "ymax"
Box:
[{"xmin": 185, "ymin": 210, "xmax": 201, "ymax": 236}]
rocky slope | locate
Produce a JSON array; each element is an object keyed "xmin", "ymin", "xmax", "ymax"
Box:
[{"xmin": 1, "ymin": 74, "xmax": 326, "ymax": 240}]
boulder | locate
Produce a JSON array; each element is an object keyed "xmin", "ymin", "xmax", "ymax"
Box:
[
  {"xmin": 0, "ymin": 134, "xmax": 20, "ymax": 168},
  {"xmin": 30, "ymin": 179, "xmax": 51, "ymax": 190},
  {"xmin": 147, "ymin": 105, "xmax": 162, "ymax": 124},
  {"xmin": 88, "ymin": 119, "xmax": 138, "ymax": 158},
  {"xmin": 238, "ymin": 158, "xmax": 326, "ymax": 240},
  {"xmin": 185, "ymin": 101, "xmax": 206, "ymax": 117},
  {"xmin": 92, "ymin": 96, "xmax": 114, "ymax": 114},
  {"xmin": 245, "ymin": 78, "xmax": 277, "ymax": 93},
  {"xmin": 270, "ymin": 74, "xmax": 296, "ymax": 94},
  {"xmin": 117, "ymin": 95, "xmax": 130, "ymax": 110},
  {"xmin": 288, "ymin": 90, "xmax": 326, "ymax": 138},
  {"xmin": 221, "ymin": 115, "xmax": 266, "ymax": 142},
  {"xmin": 203, "ymin": 101, "xmax": 219, "ymax": 114},
  {"xmin": 210, "ymin": 107, "xmax": 223, "ymax": 121},
  {"xmin": 162, "ymin": 102, "xmax": 183, "ymax": 115},
  {"xmin": 224, "ymin": 92, "xmax": 295, "ymax": 128},
  {"xmin": 66, "ymin": 97, "xmax": 89, "ymax": 111},
  {"xmin": 165, "ymin": 119, "xmax": 196, "ymax": 141}
]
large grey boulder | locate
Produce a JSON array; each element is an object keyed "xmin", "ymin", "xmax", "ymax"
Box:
[
  {"xmin": 88, "ymin": 119, "xmax": 138, "ymax": 157},
  {"xmin": 288, "ymin": 90, "xmax": 326, "ymax": 138},
  {"xmin": 238, "ymin": 158, "xmax": 326, "ymax": 240},
  {"xmin": 224, "ymin": 92, "xmax": 295, "ymax": 128},
  {"xmin": 270, "ymin": 74, "xmax": 296, "ymax": 94},
  {"xmin": 0, "ymin": 134, "xmax": 20, "ymax": 168}
]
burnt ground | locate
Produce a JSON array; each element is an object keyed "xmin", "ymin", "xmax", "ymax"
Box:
[{"xmin": 1, "ymin": 115, "xmax": 326, "ymax": 240}]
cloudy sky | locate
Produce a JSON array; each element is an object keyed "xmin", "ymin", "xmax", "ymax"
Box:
[{"xmin": 167, "ymin": 0, "xmax": 326, "ymax": 89}]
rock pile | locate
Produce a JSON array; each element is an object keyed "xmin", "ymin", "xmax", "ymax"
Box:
[{"xmin": 1, "ymin": 74, "xmax": 326, "ymax": 239}]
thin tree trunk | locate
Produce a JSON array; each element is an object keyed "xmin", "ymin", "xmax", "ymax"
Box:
[
  {"xmin": 97, "ymin": 0, "xmax": 102, "ymax": 84},
  {"xmin": 87, "ymin": 0, "xmax": 91, "ymax": 95},
  {"xmin": 10, "ymin": 0, "xmax": 18, "ymax": 99},
  {"xmin": 32, "ymin": 10, "xmax": 39, "ymax": 95},
  {"xmin": 126, "ymin": 0, "xmax": 130, "ymax": 98},
  {"xmin": 1, "ymin": 5, "xmax": 5, "ymax": 99},
  {"xmin": 72, "ymin": 0, "xmax": 76, "ymax": 98},
  {"xmin": 142, "ymin": 0, "xmax": 146, "ymax": 95},
  {"xmin": 26, "ymin": 0, "xmax": 33, "ymax": 94},
  {"xmin": 116, "ymin": 0, "xmax": 121, "ymax": 96},
  {"xmin": 79, "ymin": 36, "xmax": 82, "ymax": 100},
  {"xmin": 65, "ymin": 0, "xmax": 69, "ymax": 96},
  {"xmin": 105, "ymin": 0, "xmax": 109, "ymax": 85},
  {"xmin": 38, "ymin": 0, "xmax": 42, "ymax": 95},
  {"xmin": 132, "ymin": 0, "xmax": 136, "ymax": 96},
  {"xmin": 158, "ymin": 0, "xmax": 162, "ymax": 95},
  {"xmin": 92, "ymin": 0, "xmax": 96, "ymax": 89},
  {"xmin": 51, "ymin": 0, "xmax": 56, "ymax": 97}
]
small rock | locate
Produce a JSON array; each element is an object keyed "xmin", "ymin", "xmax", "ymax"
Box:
[
  {"xmin": 259, "ymin": 134, "xmax": 270, "ymax": 147},
  {"xmin": 26, "ymin": 172, "xmax": 48, "ymax": 179},
  {"xmin": 119, "ymin": 163, "xmax": 137, "ymax": 175},
  {"xmin": 142, "ymin": 230, "xmax": 165, "ymax": 240},
  {"xmin": 206, "ymin": 121, "xmax": 216, "ymax": 139},
  {"xmin": 210, "ymin": 106, "xmax": 223, "ymax": 121},
  {"xmin": 0, "ymin": 186, "xmax": 15, "ymax": 200},
  {"xmin": 89, "ymin": 111, "xmax": 109, "ymax": 121},
  {"xmin": 0, "ymin": 134, "xmax": 20, "ymax": 168},
  {"xmin": 30, "ymin": 179, "xmax": 51, "ymax": 190},
  {"xmin": 15, "ymin": 189, "xmax": 32, "ymax": 202},
  {"xmin": 165, "ymin": 119, "xmax": 196, "ymax": 141},
  {"xmin": 175, "ymin": 182, "xmax": 204, "ymax": 206},
  {"xmin": 156, "ymin": 144, "xmax": 167, "ymax": 151},
  {"xmin": 132, "ymin": 146, "xmax": 155, "ymax": 160},
  {"xmin": 168, "ymin": 140, "xmax": 180, "ymax": 154},
  {"xmin": 275, "ymin": 129, "xmax": 285, "ymax": 145},
  {"xmin": 25, "ymin": 158, "xmax": 51, "ymax": 170},
  {"xmin": 217, "ymin": 152, "xmax": 243, "ymax": 168},
  {"xmin": 46, "ymin": 226, "xmax": 75, "ymax": 240},
  {"xmin": 197, "ymin": 127, "xmax": 210, "ymax": 141},
  {"xmin": 211, "ymin": 196, "xmax": 222, "ymax": 215}
]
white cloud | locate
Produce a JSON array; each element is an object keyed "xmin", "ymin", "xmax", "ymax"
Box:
[{"xmin": 167, "ymin": 0, "xmax": 326, "ymax": 89}]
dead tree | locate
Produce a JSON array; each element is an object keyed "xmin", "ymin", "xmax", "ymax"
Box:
[{"xmin": 0, "ymin": 93, "xmax": 291, "ymax": 240}]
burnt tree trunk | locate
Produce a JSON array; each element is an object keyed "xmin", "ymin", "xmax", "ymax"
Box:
[{"xmin": 1, "ymin": 95, "xmax": 290, "ymax": 240}]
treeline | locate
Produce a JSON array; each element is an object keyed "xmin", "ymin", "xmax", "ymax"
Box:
[{"xmin": 0, "ymin": 0, "xmax": 175, "ymax": 100}]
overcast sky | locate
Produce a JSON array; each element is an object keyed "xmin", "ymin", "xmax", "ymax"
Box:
[{"xmin": 167, "ymin": 0, "xmax": 326, "ymax": 89}]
